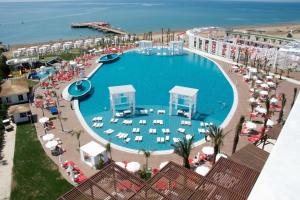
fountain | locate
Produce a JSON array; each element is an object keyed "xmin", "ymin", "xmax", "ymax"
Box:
[
  {"xmin": 76, "ymin": 80, "xmax": 83, "ymax": 91},
  {"xmin": 66, "ymin": 79, "xmax": 92, "ymax": 100}
]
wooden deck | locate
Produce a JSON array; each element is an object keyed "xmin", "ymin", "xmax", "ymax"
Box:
[{"xmin": 71, "ymin": 21, "xmax": 127, "ymax": 35}]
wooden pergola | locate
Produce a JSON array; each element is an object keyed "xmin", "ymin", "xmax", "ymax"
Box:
[{"xmin": 58, "ymin": 158, "xmax": 260, "ymax": 200}]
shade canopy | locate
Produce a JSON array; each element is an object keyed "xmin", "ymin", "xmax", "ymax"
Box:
[
  {"xmin": 80, "ymin": 141, "xmax": 106, "ymax": 157},
  {"xmin": 108, "ymin": 85, "xmax": 136, "ymax": 95},
  {"xmin": 169, "ymin": 86, "xmax": 198, "ymax": 97},
  {"xmin": 45, "ymin": 140, "xmax": 58, "ymax": 149},
  {"xmin": 42, "ymin": 133, "xmax": 54, "ymax": 141}
]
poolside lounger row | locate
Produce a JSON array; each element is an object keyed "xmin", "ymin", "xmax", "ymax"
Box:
[
  {"xmin": 104, "ymin": 129, "xmax": 114, "ymax": 135},
  {"xmin": 92, "ymin": 123, "xmax": 103, "ymax": 128},
  {"xmin": 116, "ymin": 132, "xmax": 128, "ymax": 139},
  {"xmin": 92, "ymin": 116, "xmax": 103, "ymax": 121},
  {"xmin": 135, "ymin": 136, "xmax": 143, "ymax": 142},
  {"xmin": 149, "ymin": 128, "xmax": 157, "ymax": 134},
  {"xmin": 110, "ymin": 118, "xmax": 119, "ymax": 123},
  {"xmin": 132, "ymin": 128, "xmax": 140, "ymax": 133},
  {"xmin": 157, "ymin": 110, "xmax": 166, "ymax": 115},
  {"xmin": 157, "ymin": 137, "xmax": 165, "ymax": 143},
  {"xmin": 181, "ymin": 120, "xmax": 192, "ymax": 126},
  {"xmin": 153, "ymin": 120, "xmax": 163, "ymax": 125},
  {"xmin": 162, "ymin": 128, "xmax": 170, "ymax": 134},
  {"xmin": 139, "ymin": 120, "xmax": 147, "ymax": 125},
  {"xmin": 177, "ymin": 128, "xmax": 185, "ymax": 133},
  {"xmin": 122, "ymin": 120, "xmax": 132, "ymax": 125}
]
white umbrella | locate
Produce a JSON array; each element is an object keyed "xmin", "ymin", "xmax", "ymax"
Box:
[
  {"xmin": 115, "ymin": 161, "xmax": 126, "ymax": 168},
  {"xmin": 259, "ymin": 90, "xmax": 268, "ymax": 96},
  {"xmin": 248, "ymin": 97, "xmax": 256, "ymax": 103},
  {"xmin": 195, "ymin": 166, "xmax": 210, "ymax": 176},
  {"xmin": 261, "ymin": 83, "xmax": 269, "ymax": 89},
  {"xmin": 255, "ymin": 80, "xmax": 263, "ymax": 84},
  {"xmin": 45, "ymin": 140, "xmax": 58, "ymax": 149},
  {"xmin": 39, "ymin": 117, "xmax": 49, "ymax": 124},
  {"xmin": 267, "ymin": 82, "xmax": 275, "ymax": 87},
  {"xmin": 270, "ymin": 98, "xmax": 278, "ymax": 104},
  {"xmin": 245, "ymin": 121, "xmax": 257, "ymax": 129},
  {"xmin": 256, "ymin": 107, "xmax": 267, "ymax": 114},
  {"xmin": 216, "ymin": 153, "xmax": 228, "ymax": 161},
  {"xmin": 266, "ymin": 75, "xmax": 273, "ymax": 80},
  {"xmin": 159, "ymin": 161, "xmax": 169, "ymax": 170},
  {"xmin": 267, "ymin": 119, "xmax": 275, "ymax": 127},
  {"xmin": 202, "ymin": 146, "xmax": 214, "ymax": 155},
  {"xmin": 42, "ymin": 133, "xmax": 54, "ymax": 141},
  {"xmin": 69, "ymin": 61, "xmax": 76, "ymax": 66},
  {"xmin": 126, "ymin": 162, "xmax": 140, "ymax": 173}
]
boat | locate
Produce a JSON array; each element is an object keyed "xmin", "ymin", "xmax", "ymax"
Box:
[{"xmin": 98, "ymin": 53, "xmax": 120, "ymax": 64}]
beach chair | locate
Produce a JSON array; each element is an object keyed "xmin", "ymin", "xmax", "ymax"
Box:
[
  {"xmin": 139, "ymin": 120, "xmax": 143, "ymax": 125},
  {"xmin": 173, "ymin": 138, "xmax": 180, "ymax": 143},
  {"xmin": 125, "ymin": 138, "xmax": 131, "ymax": 143},
  {"xmin": 139, "ymin": 136, "xmax": 143, "ymax": 142},
  {"xmin": 157, "ymin": 137, "xmax": 161, "ymax": 143},
  {"xmin": 116, "ymin": 133, "xmax": 122, "ymax": 138},
  {"xmin": 177, "ymin": 128, "xmax": 185, "ymax": 133},
  {"xmin": 149, "ymin": 108, "xmax": 154, "ymax": 113},
  {"xmin": 92, "ymin": 122, "xmax": 98, "ymax": 127},
  {"xmin": 104, "ymin": 129, "xmax": 114, "ymax": 135},
  {"xmin": 165, "ymin": 128, "xmax": 170, "ymax": 134},
  {"xmin": 160, "ymin": 137, "xmax": 165, "ymax": 143},
  {"xmin": 159, "ymin": 120, "xmax": 164, "ymax": 125},
  {"xmin": 186, "ymin": 134, "xmax": 192, "ymax": 140},
  {"xmin": 110, "ymin": 118, "xmax": 118, "ymax": 123},
  {"xmin": 165, "ymin": 136, "xmax": 170, "ymax": 141},
  {"xmin": 200, "ymin": 122, "xmax": 205, "ymax": 127},
  {"xmin": 135, "ymin": 136, "xmax": 139, "ymax": 142},
  {"xmin": 185, "ymin": 121, "xmax": 192, "ymax": 126}
]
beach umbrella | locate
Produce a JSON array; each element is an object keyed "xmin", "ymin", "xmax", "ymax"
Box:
[
  {"xmin": 255, "ymin": 107, "xmax": 267, "ymax": 114},
  {"xmin": 159, "ymin": 161, "xmax": 169, "ymax": 170},
  {"xmin": 115, "ymin": 162, "xmax": 126, "ymax": 168},
  {"xmin": 248, "ymin": 97, "xmax": 256, "ymax": 103},
  {"xmin": 195, "ymin": 166, "xmax": 210, "ymax": 176},
  {"xmin": 245, "ymin": 121, "xmax": 257, "ymax": 129},
  {"xmin": 202, "ymin": 146, "xmax": 214, "ymax": 155},
  {"xmin": 266, "ymin": 75, "xmax": 273, "ymax": 80},
  {"xmin": 261, "ymin": 83, "xmax": 269, "ymax": 89},
  {"xmin": 267, "ymin": 82, "xmax": 275, "ymax": 87},
  {"xmin": 39, "ymin": 117, "xmax": 49, "ymax": 124},
  {"xmin": 270, "ymin": 98, "xmax": 278, "ymax": 104},
  {"xmin": 259, "ymin": 90, "xmax": 268, "ymax": 96},
  {"xmin": 42, "ymin": 133, "xmax": 54, "ymax": 141},
  {"xmin": 255, "ymin": 80, "xmax": 263, "ymax": 84},
  {"xmin": 126, "ymin": 162, "xmax": 140, "ymax": 173},
  {"xmin": 45, "ymin": 140, "xmax": 58, "ymax": 149}
]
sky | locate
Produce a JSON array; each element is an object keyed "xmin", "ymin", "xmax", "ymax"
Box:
[{"xmin": 0, "ymin": 0, "xmax": 300, "ymax": 2}]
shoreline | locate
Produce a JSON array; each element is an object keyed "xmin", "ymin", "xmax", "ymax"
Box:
[{"xmin": 5, "ymin": 22, "xmax": 300, "ymax": 49}]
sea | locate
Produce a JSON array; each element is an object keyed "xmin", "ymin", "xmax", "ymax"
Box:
[{"xmin": 1, "ymin": 0, "xmax": 300, "ymax": 44}]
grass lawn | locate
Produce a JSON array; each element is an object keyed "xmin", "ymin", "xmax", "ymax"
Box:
[{"xmin": 10, "ymin": 123, "xmax": 72, "ymax": 200}]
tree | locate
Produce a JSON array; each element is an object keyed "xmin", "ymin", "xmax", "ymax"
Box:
[
  {"xmin": 232, "ymin": 116, "xmax": 245, "ymax": 154},
  {"xmin": 0, "ymin": 54, "xmax": 10, "ymax": 80},
  {"xmin": 106, "ymin": 142, "xmax": 112, "ymax": 161},
  {"xmin": 259, "ymin": 97, "xmax": 272, "ymax": 150},
  {"xmin": 171, "ymin": 135, "xmax": 194, "ymax": 169},
  {"xmin": 291, "ymin": 88, "xmax": 298, "ymax": 109},
  {"xmin": 277, "ymin": 93, "xmax": 286, "ymax": 124},
  {"xmin": 279, "ymin": 69, "xmax": 284, "ymax": 80},
  {"xmin": 138, "ymin": 149, "xmax": 151, "ymax": 170},
  {"xmin": 208, "ymin": 125, "xmax": 226, "ymax": 165},
  {"xmin": 72, "ymin": 130, "xmax": 82, "ymax": 148}
]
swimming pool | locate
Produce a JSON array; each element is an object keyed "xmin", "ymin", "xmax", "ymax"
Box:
[{"xmin": 78, "ymin": 50, "xmax": 235, "ymax": 152}]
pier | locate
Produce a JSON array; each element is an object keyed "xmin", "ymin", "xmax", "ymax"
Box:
[{"xmin": 71, "ymin": 21, "xmax": 127, "ymax": 35}]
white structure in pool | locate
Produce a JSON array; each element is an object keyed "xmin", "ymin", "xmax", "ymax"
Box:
[
  {"xmin": 80, "ymin": 141, "xmax": 108, "ymax": 169},
  {"xmin": 169, "ymin": 41, "xmax": 184, "ymax": 55},
  {"xmin": 169, "ymin": 86, "xmax": 198, "ymax": 119},
  {"xmin": 138, "ymin": 40, "xmax": 153, "ymax": 55},
  {"xmin": 109, "ymin": 85, "xmax": 136, "ymax": 116}
]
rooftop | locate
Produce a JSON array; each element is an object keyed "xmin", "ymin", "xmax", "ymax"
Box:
[
  {"xmin": 0, "ymin": 78, "xmax": 29, "ymax": 97},
  {"xmin": 80, "ymin": 141, "xmax": 106, "ymax": 157},
  {"xmin": 7, "ymin": 103, "xmax": 30, "ymax": 115},
  {"xmin": 169, "ymin": 86, "xmax": 198, "ymax": 97},
  {"xmin": 108, "ymin": 85, "xmax": 136, "ymax": 95}
]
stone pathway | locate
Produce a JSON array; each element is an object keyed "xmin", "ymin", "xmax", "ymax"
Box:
[{"xmin": 0, "ymin": 123, "xmax": 16, "ymax": 200}]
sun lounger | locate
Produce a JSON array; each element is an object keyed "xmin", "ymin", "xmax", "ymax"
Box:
[
  {"xmin": 157, "ymin": 110, "xmax": 166, "ymax": 114},
  {"xmin": 96, "ymin": 123, "xmax": 103, "ymax": 128},
  {"xmin": 165, "ymin": 128, "xmax": 170, "ymax": 134},
  {"xmin": 140, "ymin": 109, "xmax": 148, "ymax": 115},
  {"xmin": 186, "ymin": 134, "xmax": 192, "ymax": 140},
  {"xmin": 104, "ymin": 129, "xmax": 114, "ymax": 135},
  {"xmin": 159, "ymin": 120, "xmax": 164, "ymax": 125},
  {"xmin": 116, "ymin": 133, "xmax": 122, "ymax": 138},
  {"xmin": 124, "ymin": 110, "xmax": 131, "ymax": 115},
  {"xmin": 173, "ymin": 138, "xmax": 180, "ymax": 143},
  {"xmin": 92, "ymin": 123, "xmax": 98, "ymax": 127},
  {"xmin": 177, "ymin": 128, "xmax": 185, "ymax": 133},
  {"xmin": 115, "ymin": 112, "xmax": 124, "ymax": 117},
  {"xmin": 157, "ymin": 137, "xmax": 161, "ymax": 143},
  {"xmin": 165, "ymin": 135, "xmax": 170, "ymax": 141},
  {"xmin": 149, "ymin": 108, "xmax": 154, "ymax": 113},
  {"xmin": 110, "ymin": 118, "xmax": 118, "ymax": 123},
  {"xmin": 160, "ymin": 137, "xmax": 165, "ymax": 143},
  {"xmin": 200, "ymin": 122, "xmax": 205, "ymax": 127},
  {"xmin": 125, "ymin": 138, "xmax": 131, "ymax": 143},
  {"xmin": 132, "ymin": 128, "xmax": 140, "ymax": 133}
]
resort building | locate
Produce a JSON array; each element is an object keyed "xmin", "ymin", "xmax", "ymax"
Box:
[{"xmin": 0, "ymin": 78, "xmax": 31, "ymax": 123}]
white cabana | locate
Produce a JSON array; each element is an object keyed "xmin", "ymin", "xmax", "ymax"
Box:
[
  {"xmin": 195, "ymin": 166, "xmax": 210, "ymax": 176},
  {"xmin": 138, "ymin": 40, "xmax": 153, "ymax": 54},
  {"xmin": 108, "ymin": 85, "xmax": 136, "ymax": 116},
  {"xmin": 126, "ymin": 162, "xmax": 140, "ymax": 173},
  {"xmin": 169, "ymin": 86, "xmax": 198, "ymax": 119},
  {"xmin": 169, "ymin": 41, "xmax": 184, "ymax": 55},
  {"xmin": 80, "ymin": 141, "xmax": 108, "ymax": 168}
]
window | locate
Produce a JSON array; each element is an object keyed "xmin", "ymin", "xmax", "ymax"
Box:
[
  {"xmin": 18, "ymin": 95, "xmax": 24, "ymax": 101},
  {"xmin": 20, "ymin": 112, "xmax": 27, "ymax": 118}
]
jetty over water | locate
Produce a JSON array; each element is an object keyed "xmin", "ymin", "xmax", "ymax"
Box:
[{"xmin": 71, "ymin": 21, "xmax": 127, "ymax": 35}]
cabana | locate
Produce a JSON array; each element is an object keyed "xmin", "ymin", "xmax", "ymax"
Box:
[
  {"xmin": 138, "ymin": 40, "xmax": 153, "ymax": 54},
  {"xmin": 169, "ymin": 86, "xmax": 198, "ymax": 119},
  {"xmin": 169, "ymin": 41, "xmax": 184, "ymax": 55},
  {"xmin": 108, "ymin": 85, "xmax": 136, "ymax": 116},
  {"xmin": 80, "ymin": 141, "xmax": 108, "ymax": 169}
]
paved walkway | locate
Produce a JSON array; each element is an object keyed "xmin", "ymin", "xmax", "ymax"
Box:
[{"xmin": 0, "ymin": 123, "xmax": 16, "ymax": 200}]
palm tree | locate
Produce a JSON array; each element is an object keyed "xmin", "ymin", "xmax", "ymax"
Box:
[
  {"xmin": 232, "ymin": 116, "xmax": 245, "ymax": 154},
  {"xmin": 106, "ymin": 142, "xmax": 112, "ymax": 161},
  {"xmin": 208, "ymin": 125, "xmax": 226, "ymax": 165},
  {"xmin": 259, "ymin": 97, "xmax": 272, "ymax": 150},
  {"xmin": 279, "ymin": 69, "xmax": 284, "ymax": 80},
  {"xmin": 171, "ymin": 135, "xmax": 194, "ymax": 169},
  {"xmin": 139, "ymin": 149, "xmax": 152, "ymax": 170},
  {"xmin": 277, "ymin": 93, "xmax": 286, "ymax": 124},
  {"xmin": 72, "ymin": 130, "xmax": 82, "ymax": 148},
  {"xmin": 291, "ymin": 88, "xmax": 298, "ymax": 109}
]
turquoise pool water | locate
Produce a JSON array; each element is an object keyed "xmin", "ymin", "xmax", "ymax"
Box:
[
  {"xmin": 68, "ymin": 80, "xmax": 92, "ymax": 98},
  {"xmin": 37, "ymin": 67, "xmax": 55, "ymax": 80},
  {"xmin": 79, "ymin": 51, "xmax": 234, "ymax": 151}
]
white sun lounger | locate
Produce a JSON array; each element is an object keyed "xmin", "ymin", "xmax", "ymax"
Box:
[
  {"xmin": 104, "ymin": 129, "xmax": 114, "ymax": 134},
  {"xmin": 116, "ymin": 133, "xmax": 122, "ymax": 138},
  {"xmin": 96, "ymin": 123, "xmax": 103, "ymax": 128},
  {"xmin": 186, "ymin": 134, "xmax": 192, "ymax": 140},
  {"xmin": 92, "ymin": 123, "xmax": 98, "ymax": 127},
  {"xmin": 132, "ymin": 128, "xmax": 140, "ymax": 133},
  {"xmin": 115, "ymin": 112, "xmax": 124, "ymax": 117},
  {"xmin": 140, "ymin": 109, "xmax": 148, "ymax": 114},
  {"xmin": 198, "ymin": 128, "xmax": 205, "ymax": 134},
  {"xmin": 159, "ymin": 120, "xmax": 163, "ymax": 125},
  {"xmin": 157, "ymin": 137, "xmax": 161, "ymax": 143},
  {"xmin": 160, "ymin": 137, "xmax": 165, "ymax": 143},
  {"xmin": 200, "ymin": 122, "xmax": 205, "ymax": 127},
  {"xmin": 125, "ymin": 138, "xmax": 131, "ymax": 143},
  {"xmin": 139, "ymin": 136, "xmax": 143, "ymax": 142},
  {"xmin": 165, "ymin": 128, "xmax": 170, "ymax": 134},
  {"xmin": 157, "ymin": 110, "xmax": 166, "ymax": 114},
  {"xmin": 185, "ymin": 121, "xmax": 192, "ymax": 126},
  {"xmin": 110, "ymin": 118, "xmax": 118, "ymax": 123},
  {"xmin": 177, "ymin": 128, "xmax": 185, "ymax": 133},
  {"xmin": 173, "ymin": 138, "xmax": 180, "ymax": 143},
  {"xmin": 149, "ymin": 108, "xmax": 154, "ymax": 113},
  {"xmin": 165, "ymin": 135, "xmax": 170, "ymax": 141}
]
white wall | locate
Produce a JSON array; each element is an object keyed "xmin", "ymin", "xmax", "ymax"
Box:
[
  {"xmin": 12, "ymin": 113, "xmax": 29, "ymax": 123},
  {"xmin": 1, "ymin": 93, "xmax": 28, "ymax": 105},
  {"xmin": 249, "ymin": 93, "xmax": 300, "ymax": 200}
]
